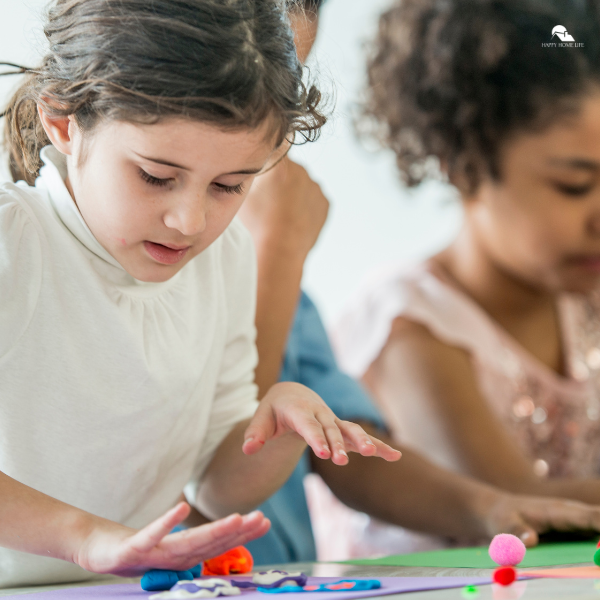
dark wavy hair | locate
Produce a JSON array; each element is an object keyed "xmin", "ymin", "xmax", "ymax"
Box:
[
  {"xmin": 2, "ymin": 0, "xmax": 327, "ymax": 184},
  {"xmin": 364, "ymin": 0, "xmax": 600, "ymax": 192},
  {"xmin": 287, "ymin": 0, "xmax": 326, "ymax": 10}
]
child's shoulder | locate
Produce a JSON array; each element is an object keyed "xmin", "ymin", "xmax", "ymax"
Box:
[
  {"xmin": 0, "ymin": 180, "xmax": 47, "ymax": 247},
  {"xmin": 332, "ymin": 261, "xmax": 435, "ymax": 376},
  {"xmin": 0, "ymin": 178, "xmax": 52, "ymax": 232},
  {"xmin": 333, "ymin": 259, "xmax": 502, "ymax": 379},
  {"xmin": 0, "ymin": 181, "xmax": 45, "ymax": 358}
]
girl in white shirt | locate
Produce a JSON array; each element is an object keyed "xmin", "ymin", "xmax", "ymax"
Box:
[{"xmin": 0, "ymin": 0, "xmax": 399, "ymax": 588}]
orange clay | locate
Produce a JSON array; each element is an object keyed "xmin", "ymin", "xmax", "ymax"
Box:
[{"xmin": 202, "ymin": 546, "xmax": 254, "ymax": 576}]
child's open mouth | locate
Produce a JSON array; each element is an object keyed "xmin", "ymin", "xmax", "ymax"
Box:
[{"xmin": 144, "ymin": 241, "xmax": 190, "ymax": 265}]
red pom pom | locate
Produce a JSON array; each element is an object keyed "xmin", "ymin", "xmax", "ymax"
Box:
[
  {"xmin": 202, "ymin": 546, "xmax": 253, "ymax": 576},
  {"xmin": 596, "ymin": 540, "xmax": 600, "ymax": 549},
  {"xmin": 493, "ymin": 566, "xmax": 516, "ymax": 586}
]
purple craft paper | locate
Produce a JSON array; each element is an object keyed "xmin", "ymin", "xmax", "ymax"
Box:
[{"xmin": 2, "ymin": 576, "xmax": 493, "ymax": 599}]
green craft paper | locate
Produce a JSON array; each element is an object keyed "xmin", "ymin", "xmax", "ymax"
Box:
[{"xmin": 343, "ymin": 541, "xmax": 598, "ymax": 568}]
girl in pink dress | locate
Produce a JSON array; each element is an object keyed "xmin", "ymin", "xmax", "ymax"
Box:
[{"xmin": 311, "ymin": 0, "xmax": 600, "ymax": 559}]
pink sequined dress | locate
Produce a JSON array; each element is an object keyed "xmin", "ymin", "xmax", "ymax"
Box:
[{"xmin": 304, "ymin": 261, "xmax": 600, "ymax": 562}]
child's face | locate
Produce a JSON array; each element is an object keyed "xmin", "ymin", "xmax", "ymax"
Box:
[
  {"xmin": 65, "ymin": 118, "xmax": 277, "ymax": 282},
  {"xmin": 467, "ymin": 90, "xmax": 600, "ymax": 295}
]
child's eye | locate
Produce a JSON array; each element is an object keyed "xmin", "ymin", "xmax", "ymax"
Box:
[
  {"xmin": 553, "ymin": 182, "xmax": 594, "ymax": 197},
  {"xmin": 139, "ymin": 168, "xmax": 173, "ymax": 187},
  {"xmin": 213, "ymin": 182, "xmax": 245, "ymax": 195}
]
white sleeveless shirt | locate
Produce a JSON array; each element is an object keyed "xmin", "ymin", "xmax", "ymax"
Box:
[{"xmin": 0, "ymin": 147, "xmax": 259, "ymax": 587}]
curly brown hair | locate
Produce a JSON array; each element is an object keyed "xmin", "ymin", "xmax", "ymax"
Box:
[
  {"xmin": 2, "ymin": 0, "xmax": 327, "ymax": 185},
  {"xmin": 364, "ymin": 0, "xmax": 600, "ymax": 192}
]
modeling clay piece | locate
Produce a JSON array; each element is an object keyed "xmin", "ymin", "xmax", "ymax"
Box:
[
  {"xmin": 150, "ymin": 578, "xmax": 241, "ymax": 599},
  {"xmin": 492, "ymin": 566, "xmax": 517, "ymax": 586},
  {"xmin": 190, "ymin": 565, "xmax": 203, "ymax": 578},
  {"xmin": 251, "ymin": 570, "xmax": 308, "ymax": 589},
  {"xmin": 488, "ymin": 534, "xmax": 526, "ymax": 566},
  {"xmin": 257, "ymin": 580, "xmax": 381, "ymax": 594},
  {"xmin": 203, "ymin": 547, "xmax": 254, "ymax": 576},
  {"xmin": 142, "ymin": 570, "xmax": 194, "ymax": 591}
]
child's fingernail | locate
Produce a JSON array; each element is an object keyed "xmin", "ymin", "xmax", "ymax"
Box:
[
  {"xmin": 365, "ymin": 440, "xmax": 375, "ymax": 446},
  {"xmin": 339, "ymin": 450, "xmax": 348, "ymax": 457},
  {"xmin": 520, "ymin": 532, "xmax": 531, "ymax": 541}
]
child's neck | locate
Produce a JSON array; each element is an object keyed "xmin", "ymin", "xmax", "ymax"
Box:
[{"xmin": 434, "ymin": 226, "xmax": 566, "ymax": 376}]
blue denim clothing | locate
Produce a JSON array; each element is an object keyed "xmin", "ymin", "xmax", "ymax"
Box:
[{"xmin": 245, "ymin": 292, "xmax": 385, "ymax": 565}]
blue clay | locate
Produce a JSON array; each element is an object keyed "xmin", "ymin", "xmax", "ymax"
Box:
[
  {"xmin": 176, "ymin": 570, "xmax": 194, "ymax": 580},
  {"xmin": 190, "ymin": 564, "xmax": 203, "ymax": 578},
  {"xmin": 141, "ymin": 570, "xmax": 179, "ymax": 592}
]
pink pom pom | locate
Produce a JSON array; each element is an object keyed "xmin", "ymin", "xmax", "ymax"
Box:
[{"xmin": 488, "ymin": 534, "xmax": 526, "ymax": 566}]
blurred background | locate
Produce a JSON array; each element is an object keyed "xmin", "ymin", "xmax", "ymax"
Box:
[{"xmin": 0, "ymin": 0, "xmax": 463, "ymax": 326}]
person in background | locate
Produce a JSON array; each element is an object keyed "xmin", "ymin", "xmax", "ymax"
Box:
[
  {"xmin": 333, "ymin": 0, "xmax": 600, "ymax": 557},
  {"xmin": 234, "ymin": 0, "xmax": 600, "ymax": 563}
]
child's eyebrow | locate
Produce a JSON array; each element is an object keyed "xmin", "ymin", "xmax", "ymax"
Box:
[
  {"xmin": 224, "ymin": 167, "xmax": 264, "ymax": 175},
  {"xmin": 134, "ymin": 152, "xmax": 192, "ymax": 170},
  {"xmin": 547, "ymin": 157, "xmax": 600, "ymax": 171},
  {"xmin": 133, "ymin": 152, "xmax": 263, "ymax": 175}
]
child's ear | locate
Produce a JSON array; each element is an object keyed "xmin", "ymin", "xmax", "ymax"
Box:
[{"xmin": 37, "ymin": 105, "xmax": 76, "ymax": 156}]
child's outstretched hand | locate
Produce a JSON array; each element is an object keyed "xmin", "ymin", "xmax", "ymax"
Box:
[
  {"xmin": 76, "ymin": 503, "xmax": 269, "ymax": 577},
  {"xmin": 242, "ymin": 382, "xmax": 401, "ymax": 465}
]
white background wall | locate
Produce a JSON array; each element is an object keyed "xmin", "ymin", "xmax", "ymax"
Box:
[{"xmin": 0, "ymin": 0, "xmax": 463, "ymax": 325}]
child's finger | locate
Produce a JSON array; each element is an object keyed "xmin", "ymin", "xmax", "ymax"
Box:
[
  {"xmin": 502, "ymin": 518, "xmax": 539, "ymax": 548},
  {"xmin": 317, "ymin": 414, "xmax": 350, "ymax": 465},
  {"xmin": 526, "ymin": 497, "xmax": 600, "ymax": 533},
  {"xmin": 163, "ymin": 511, "xmax": 269, "ymax": 562},
  {"xmin": 243, "ymin": 406, "xmax": 276, "ymax": 455},
  {"xmin": 339, "ymin": 421, "xmax": 402, "ymax": 461},
  {"xmin": 366, "ymin": 435, "xmax": 402, "ymax": 461},
  {"xmin": 195, "ymin": 513, "xmax": 271, "ymax": 560},
  {"xmin": 129, "ymin": 502, "xmax": 191, "ymax": 553},
  {"xmin": 291, "ymin": 414, "xmax": 332, "ymax": 460}
]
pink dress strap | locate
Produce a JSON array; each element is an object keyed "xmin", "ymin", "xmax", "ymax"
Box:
[{"xmin": 333, "ymin": 262, "xmax": 512, "ymax": 379}]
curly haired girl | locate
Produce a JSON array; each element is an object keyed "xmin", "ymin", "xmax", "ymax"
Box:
[{"xmin": 334, "ymin": 0, "xmax": 600, "ymax": 553}]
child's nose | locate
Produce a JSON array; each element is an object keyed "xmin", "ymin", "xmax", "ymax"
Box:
[
  {"xmin": 588, "ymin": 212, "xmax": 600, "ymax": 237},
  {"xmin": 164, "ymin": 195, "xmax": 207, "ymax": 236}
]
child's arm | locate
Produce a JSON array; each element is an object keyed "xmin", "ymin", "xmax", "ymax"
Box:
[
  {"xmin": 0, "ymin": 470, "xmax": 269, "ymax": 575},
  {"xmin": 315, "ymin": 422, "xmax": 600, "ymax": 546},
  {"xmin": 367, "ymin": 317, "xmax": 600, "ymax": 504},
  {"xmin": 237, "ymin": 157, "xmax": 329, "ymax": 399},
  {"xmin": 236, "ymin": 153, "xmax": 600, "ymax": 542},
  {"xmin": 194, "ymin": 381, "xmax": 401, "ymax": 519}
]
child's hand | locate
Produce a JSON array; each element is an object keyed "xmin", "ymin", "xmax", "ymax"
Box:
[
  {"xmin": 76, "ymin": 503, "xmax": 269, "ymax": 576},
  {"xmin": 242, "ymin": 382, "xmax": 401, "ymax": 465},
  {"xmin": 481, "ymin": 492, "xmax": 600, "ymax": 547}
]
